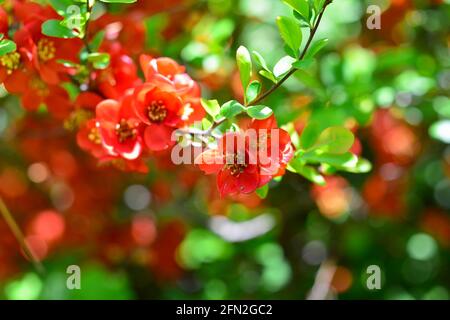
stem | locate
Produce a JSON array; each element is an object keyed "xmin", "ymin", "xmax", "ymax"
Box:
[
  {"xmin": 0, "ymin": 196, "xmax": 45, "ymax": 274},
  {"xmin": 249, "ymin": 0, "xmax": 332, "ymax": 106},
  {"xmin": 83, "ymin": 1, "xmax": 93, "ymax": 53}
]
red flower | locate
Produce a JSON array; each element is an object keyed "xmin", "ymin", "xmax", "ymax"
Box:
[
  {"xmin": 14, "ymin": 5, "xmax": 82, "ymax": 85},
  {"xmin": 133, "ymin": 82, "xmax": 183, "ymax": 151},
  {"xmin": 17, "ymin": 71, "xmax": 72, "ymax": 119},
  {"xmin": 95, "ymin": 96, "xmax": 144, "ymax": 160},
  {"xmin": 76, "ymin": 119, "xmax": 107, "ymax": 159},
  {"xmin": 0, "ymin": 28, "xmax": 34, "ymax": 94},
  {"xmin": 140, "ymin": 55, "xmax": 205, "ymax": 124},
  {"xmin": 93, "ymin": 42, "xmax": 141, "ymax": 100},
  {"xmin": 0, "ymin": 6, "xmax": 8, "ymax": 35},
  {"xmin": 196, "ymin": 115, "xmax": 294, "ymax": 197}
]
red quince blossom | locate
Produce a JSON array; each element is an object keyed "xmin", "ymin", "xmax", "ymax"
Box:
[
  {"xmin": 92, "ymin": 42, "xmax": 141, "ymax": 100},
  {"xmin": 133, "ymin": 82, "xmax": 183, "ymax": 151},
  {"xmin": 140, "ymin": 55, "xmax": 205, "ymax": 123},
  {"xmin": 196, "ymin": 115, "xmax": 294, "ymax": 197},
  {"xmin": 0, "ymin": 27, "xmax": 34, "ymax": 94},
  {"xmin": 95, "ymin": 95, "xmax": 144, "ymax": 160},
  {"xmin": 77, "ymin": 119, "xmax": 107, "ymax": 159},
  {"xmin": 16, "ymin": 27, "xmax": 82, "ymax": 85},
  {"xmin": 17, "ymin": 71, "xmax": 72, "ymax": 119},
  {"xmin": 131, "ymin": 56, "xmax": 204, "ymax": 151}
]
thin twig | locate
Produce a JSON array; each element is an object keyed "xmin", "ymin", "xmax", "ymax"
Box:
[
  {"xmin": 83, "ymin": 1, "xmax": 93, "ymax": 53},
  {"xmin": 0, "ymin": 196, "xmax": 45, "ymax": 274}
]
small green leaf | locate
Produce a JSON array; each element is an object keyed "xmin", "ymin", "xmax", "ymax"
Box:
[
  {"xmin": 236, "ymin": 46, "xmax": 252, "ymax": 94},
  {"xmin": 201, "ymin": 99, "xmax": 221, "ymax": 117},
  {"xmin": 0, "ymin": 39, "xmax": 17, "ymax": 56},
  {"xmin": 220, "ymin": 100, "xmax": 245, "ymax": 119},
  {"xmin": 256, "ymin": 184, "xmax": 269, "ymax": 199},
  {"xmin": 245, "ymin": 80, "xmax": 261, "ymax": 104},
  {"xmin": 202, "ymin": 117, "xmax": 213, "ymax": 131},
  {"xmin": 303, "ymin": 151, "xmax": 358, "ymax": 168},
  {"xmin": 283, "ymin": 0, "xmax": 310, "ymax": 20},
  {"xmin": 291, "ymin": 58, "xmax": 314, "ymax": 69},
  {"xmin": 259, "ymin": 70, "xmax": 277, "ymax": 83},
  {"xmin": 346, "ymin": 158, "xmax": 372, "ymax": 173},
  {"xmin": 273, "ymin": 56, "xmax": 296, "ymax": 78},
  {"xmin": 314, "ymin": 0, "xmax": 326, "ymax": 13},
  {"xmin": 315, "ymin": 127, "xmax": 355, "ymax": 154},
  {"xmin": 252, "ymin": 51, "xmax": 270, "ymax": 71},
  {"xmin": 276, "ymin": 16, "xmax": 302, "ymax": 58},
  {"xmin": 288, "ymin": 159, "xmax": 325, "ymax": 185},
  {"xmin": 300, "ymin": 122, "xmax": 321, "ymax": 149},
  {"xmin": 87, "ymin": 52, "xmax": 110, "ymax": 69},
  {"xmin": 246, "ymin": 105, "xmax": 273, "ymax": 120},
  {"xmin": 57, "ymin": 59, "xmax": 80, "ymax": 68},
  {"xmin": 89, "ymin": 31, "xmax": 105, "ymax": 52},
  {"xmin": 305, "ymin": 38, "xmax": 328, "ymax": 59},
  {"xmin": 42, "ymin": 19, "xmax": 78, "ymax": 38}
]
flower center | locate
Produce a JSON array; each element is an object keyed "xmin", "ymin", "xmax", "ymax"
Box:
[
  {"xmin": 147, "ymin": 100, "xmax": 167, "ymax": 123},
  {"xmin": 31, "ymin": 78, "xmax": 49, "ymax": 97},
  {"xmin": 115, "ymin": 119, "xmax": 137, "ymax": 143},
  {"xmin": 37, "ymin": 38, "xmax": 56, "ymax": 62},
  {"xmin": 224, "ymin": 154, "xmax": 247, "ymax": 176},
  {"xmin": 225, "ymin": 163, "xmax": 248, "ymax": 176},
  {"xmin": 0, "ymin": 52, "xmax": 21, "ymax": 75},
  {"xmin": 88, "ymin": 127, "xmax": 102, "ymax": 145}
]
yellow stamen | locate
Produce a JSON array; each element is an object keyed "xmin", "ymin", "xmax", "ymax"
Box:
[
  {"xmin": 37, "ymin": 38, "xmax": 56, "ymax": 62},
  {"xmin": 0, "ymin": 52, "xmax": 21, "ymax": 75}
]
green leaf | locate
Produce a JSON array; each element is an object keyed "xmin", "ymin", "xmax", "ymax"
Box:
[
  {"xmin": 0, "ymin": 39, "xmax": 17, "ymax": 56},
  {"xmin": 99, "ymin": 0, "xmax": 137, "ymax": 3},
  {"xmin": 273, "ymin": 55, "xmax": 296, "ymax": 78},
  {"xmin": 347, "ymin": 158, "xmax": 372, "ymax": 173},
  {"xmin": 300, "ymin": 122, "xmax": 321, "ymax": 149},
  {"xmin": 314, "ymin": 127, "xmax": 355, "ymax": 154},
  {"xmin": 57, "ymin": 59, "xmax": 80, "ymax": 68},
  {"xmin": 236, "ymin": 46, "xmax": 252, "ymax": 94},
  {"xmin": 283, "ymin": 0, "xmax": 310, "ymax": 20},
  {"xmin": 256, "ymin": 184, "xmax": 269, "ymax": 199},
  {"xmin": 246, "ymin": 105, "xmax": 273, "ymax": 120},
  {"xmin": 42, "ymin": 19, "xmax": 78, "ymax": 38},
  {"xmin": 259, "ymin": 70, "xmax": 277, "ymax": 83},
  {"xmin": 89, "ymin": 31, "xmax": 105, "ymax": 52},
  {"xmin": 276, "ymin": 16, "xmax": 302, "ymax": 58},
  {"xmin": 220, "ymin": 100, "xmax": 245, "ymax": 119},
  {"xmin": 202, "ymin": 117, "xmax": 213, "ymax": 131},
  {"xmin": 305, "ymin": 38, "xmax": 328, "ymax": 59},
  {"xmin": 291, "ymin": 58, "xmax": 314, "ymax": 69},
  {"xmin": 245, "ymin": 80, "xmax": 261, "ymax": 104},
  {"xmin": 314, "ymin": 0, "xmax": 326, "ymax": 13},
  {"xmin": 87, "ymin": 52, "xmax": 110, "ymax": 69},
  {"xmin": 288, "ymin": 159, "xmax": 325, "ymax": 185},
  {"xmin": 201, "ymin": 99, "xmax": 221, "ymax": 118},
  {"xmin": 48, "ymin": 0, "xmax": 73, "ymax": 16},
  {"xmin": 303, "ymin": 151, "xmax": 358, "ymax": 167},
  {"xmin": 252, "ymin": 51, "xmax": 270, "ymax": 71}
]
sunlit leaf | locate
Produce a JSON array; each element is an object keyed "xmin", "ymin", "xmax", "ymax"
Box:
[
  {"xmin": 247, "ymin": 105, "xmax": 273, "ymax": 120},
  {"xmin": 276, "ymin": 16, "xmax": 302, "ymax": 58}
]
